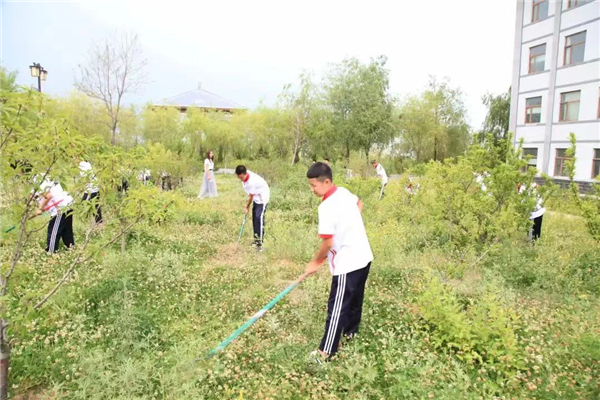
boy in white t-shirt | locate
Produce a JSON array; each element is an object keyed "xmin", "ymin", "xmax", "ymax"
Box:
[
  {"xmin": 304, "ymin": 162, "xmax": 373, "ymax": 361},
  {"xmin": 372, "ymin": 161, "xmax": 388, "ymax": 199},
  {"xmin": 235, "ymin": 165, "xmax": 271, "ymax": 250},
  {"xmin": 78, "ymin": 159, "xmax": 103, "ymax": 224},
  {"xmin": 519, "ymin": 182, "xmax": 546, "ymax": 241},
  {"xmin": 34, "ymin": 178, "xmax": 75, "ymax": 253}
]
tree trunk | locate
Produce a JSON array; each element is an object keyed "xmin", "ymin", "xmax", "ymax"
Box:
[
  {"xmin": 0, "ymin": 350, "xmax": 8, "ymax": 400},
  {"xmin": 111, "ymin": 124, "xmax": 117, "ymax": 146},
  {"xmin": 345, "ymin": 141, "xmax": 351, "ymax": 161},
  {"xmin": 433, "ymin": 136, "xmax": 437, "ymax": 162},
  {"xmin": 0, "ymin": 320, "xmax": 8, "ymax": 400},
  {"xmin": 120, "ymin": 221, "xmax": 126, "ymax": 254},
  {"xmin": 291, "ymin": 147, "xmax": 299, "ymax": 166}
]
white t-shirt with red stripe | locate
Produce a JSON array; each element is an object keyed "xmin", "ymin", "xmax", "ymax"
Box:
[
  {"xmin": 35, "ymin": 178, "xmax": 74, "ymax": 217},
  {"xmin": 242, "ymin": 171, "xmax": 270, "ymax": 204},
  {"xmin": 318, "ymin": 186, "xmax": 373, "ymax": 276}
]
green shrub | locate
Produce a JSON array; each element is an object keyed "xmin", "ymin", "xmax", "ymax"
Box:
[{"xmin": 416, "ymin": 278, "xmax": 525, "ymax": 376}]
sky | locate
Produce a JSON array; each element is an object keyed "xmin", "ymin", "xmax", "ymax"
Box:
[{"xmin": 1, "ymin": 0, "xmax": 517, "ymax": 129}]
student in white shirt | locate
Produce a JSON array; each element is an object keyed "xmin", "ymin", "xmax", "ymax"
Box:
[
  {"xmin": 235, "ymin": 165, "xmax": 270, "ymax": 250},
  {"xmin": 304, "ymin": 162, "xmax": 373, "ymax": 361},
  {"xmin": 34, "ymin": 177, "xmax": 75, "ymax": 253},
  {"xmin": 78, "ymin": 159, "xmax": 103, "ymax": 224},
  {"xmin": 519, "ymin": 182, "xmax": 546, "ymax": 241},
  {"xmin": 372, "ymin": 161, "xmax": 388, "ymax": 199},
  {"xmin": 198, "ymin": 150, "xmax": 218, "ymax": 199}
]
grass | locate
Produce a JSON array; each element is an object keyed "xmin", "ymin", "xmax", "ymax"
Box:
[{"xmin": 2, "ymin": 173, "xmax": 599, "ymax": 400}]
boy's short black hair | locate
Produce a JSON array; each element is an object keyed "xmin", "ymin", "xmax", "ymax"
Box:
[
  {"xmin": 235, "ymin": 165, "xmax": 247, "ymax": 175},
  {"xmin": 324, "ymin": 158, "xmax": 329, "ymax": 161},
  {"xmin": 307, "ymin": 162, "xmax": 333, "ymax": 182}
]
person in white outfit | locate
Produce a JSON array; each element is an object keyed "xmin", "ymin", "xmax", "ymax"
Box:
[
  {"xmin": 79, "ymin": 160, "xmax": 103, "ymax": 224},
  {"xmin": 519, "ymin": 182, "xmax": 546, "ymax": 241},
  {"xmin": 33, "ymin": 176, "xmax": 75, "ymax": 253},
  {"xmin": 235, "ymin": 165, "xmax": 270, "ymax": 250},
  {"xmin": 372, "ymin": 161, "xmax": 388, "ymax": 199},
  {"xmin": 198, "ymin": 150, "xmax": 218, "ymax": 199}
]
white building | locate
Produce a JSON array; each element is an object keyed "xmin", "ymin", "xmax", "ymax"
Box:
[{"xmin": 509, "ymin": 0, "xmax": 600, "ymax": 185}]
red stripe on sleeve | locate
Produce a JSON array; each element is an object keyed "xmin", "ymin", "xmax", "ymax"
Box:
[{"xmin": 319, "ymin": 234, "xmax": 333, "ymax": 239}]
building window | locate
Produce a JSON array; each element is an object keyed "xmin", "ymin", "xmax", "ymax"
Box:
[
  {"xmin": 564, "ymin": 31, "xmax": 586, "ymax": 66},
  {"xmin": 554, "ymin": 149, "xmax": 572, "ymax": 177},
  {"xmin": 523, "ymin": 148, "xmax": 538, "ymax": 170},
  {"xmin": 525, "ymin": 97, "xmax": 542, "ymax": 124},
  {"xmin": 532, "ymin": 0, "xmax": 549, "ymax": 22},
  {"xmin": 559, "ymin": 91, "xmax": 580, "ymax": 122},
  {"xmin": 529, "ymin": 44, "xmax": 546, "ymax": 73},
  {"xmin": 593, "ymin": 149, "xmax": 600, "ymax": 179},
  {"xmin": 568, "ymin": 0, "xmax": 593, "ymax": 8}
]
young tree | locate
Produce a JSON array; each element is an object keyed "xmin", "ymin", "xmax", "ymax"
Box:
[
  {"xmin": 480, "ymin": 88, "xmax": 511, "ymax": 144},
  {"xmin": 0, "ymin": 88, "xmax": 171, "ymax": 399},
  {"xmin": 278, "ymin": 72, "xmax": 331, "ymax": 165},
  {"xmin": 326, "ymin": 56, "xmax": 395, "ymax": 161},
  {"xmin": 397, "ymin": 95, "xmax": 437, "ymax": 163},
  {"xmin": 75, "ymin": 31, "xmax": 147, "ymax": 145},
  {"xmin": 424, "ymin": 76, "xmax": 470, "ymax": 161},
  {"xmin": 0, "ymin": 67, "xmax": 17, "ymax": 93},
  {"xmin": 45, "ymin": 92, "xmax": 112, "ymax": 142},
  {"xmin": 398, "ymin": 77, "xmax": 470, "ymax": 163}
]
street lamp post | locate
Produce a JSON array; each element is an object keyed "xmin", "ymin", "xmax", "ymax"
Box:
[{"xmin": 29, "ymin": 63, "xmax": 48, "ymax": 92}]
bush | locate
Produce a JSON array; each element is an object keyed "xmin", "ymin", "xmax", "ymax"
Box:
[{"xmin": 416, "ymin": 278, "xmax": 525, "ymax": 377}]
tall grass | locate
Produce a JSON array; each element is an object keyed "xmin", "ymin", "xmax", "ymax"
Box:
[{"xmin": 2, "ymin": 165, "xmax": 599, "ymax": 400}]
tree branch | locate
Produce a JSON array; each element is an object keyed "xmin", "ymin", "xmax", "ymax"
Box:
[{"xmin": 33, "ymin": 216, "xmax": 142, "ymax": 310}]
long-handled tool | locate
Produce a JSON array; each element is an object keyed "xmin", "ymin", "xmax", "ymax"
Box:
[
  {"xmin": 378, "ymin": 184, "xmax": 385, "ymax": 201},
  {"xmin": 3, "ymin": 200, "xmax": 61, "ymax": 234},
  {"xmin": 199, "ymin": 272, "xmax": 309, "ymax": 360},
  {"xmin": 237, "ymin": 212, "xmax": 248, "ymax": 243}
]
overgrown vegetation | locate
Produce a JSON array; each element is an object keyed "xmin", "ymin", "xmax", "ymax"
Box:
[{"xmin": 1, "ymin": 58, "xmax": 598, "ymax": 399}]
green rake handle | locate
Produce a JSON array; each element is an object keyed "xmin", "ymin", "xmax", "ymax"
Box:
[
  {"xmin": 200, "ymin": 273, "xmax": 308, "ymax": 360},
  {"xmin": 237, "ymin": 213, "xmax": 247, "ymax": 243}
]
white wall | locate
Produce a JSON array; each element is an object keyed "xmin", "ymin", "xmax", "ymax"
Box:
[
  {"xmin": 517, "ymin": 89, "xmax": 550, "ymax": 124},
  {"xmin": 561, "ymin": 1, "xmax": 600, "ymax": 29},
  {"xmin": 521, "ymin": 72, "xmax": 552, "ymax": 92},
  {"xmin": 552, "ymin": 121, "xmax": 600, "ymax": 141},
  {"xmin": 520, "ymin": 36, "xmax": 554, "ymax": 76},
  {"xmin": 516, "ymin": 125, "xmax": 547, "ymax": 142},
  {"xmin": 548, "ymin": 141, "xmax": 600, "ymax": 180},
  {"xmin": 557, "ymin": 20, "xmax": 600, "ymax": 68},
  {"xmin": 522, "ymin": 17, "xmax": 555, "ymax": 42},
  {"xmin": 556, "ymin": 59, "xmax": 600, "ymax": 86},
  {"xmin": 552, "ymin": 82, "xmax": 600, "ymax": 123}
]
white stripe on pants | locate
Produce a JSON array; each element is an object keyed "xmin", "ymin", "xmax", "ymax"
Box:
[
  {"xmin": 323, "ymin": 273, "xmax": 346, "ymax": 354},
  {"xmin": 48, "ymin": 213, "xmax": 62, "ymax": 253},
  {"xmin": 259, "ymin": 204, "xmax": 266, "ymax": 242}
]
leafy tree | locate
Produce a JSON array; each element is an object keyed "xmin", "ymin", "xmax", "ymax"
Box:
[
  {"xmin": 45, "ymin": 92, "xmax": 112, "ymax": 142},
  {"xmin": 564, "ymin": 133, "xmax": 600, "ymax": 240},
  {"xmin": 424, "ymin": 76, "xmax": 470, "ymax": 161},
  {"xmin": 140, "ymin": 105, "xmax": 183, "ymax": 152},
  {"xmin": 0, "ymin": 67, "xmax": 17, "ymax": 93},
  {"xmin": 118, "ymin": 104, "xmax": 141, "ymax": 148},
  {"xmin": 0, "ymin": 88, "xmax": 172, "ymax": 398},
  {"xmin": 398, "ymin": 77, "xmax": 470, "ymax": 163},
  {"xmin": 278, "ymin": 72, "xmax": 332, "ymax": 165},
  {"xmin": 480, "ymin": 88, "xmax": 511, "ymax": 144},
  {"xmin": 325, "ymin": 56, "xmax": 395, "ymax": 161}
]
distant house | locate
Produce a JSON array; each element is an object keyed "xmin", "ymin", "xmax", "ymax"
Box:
[{"xmin": 153, "ymin": 84, "xmax": 245, "ymax": 115}]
